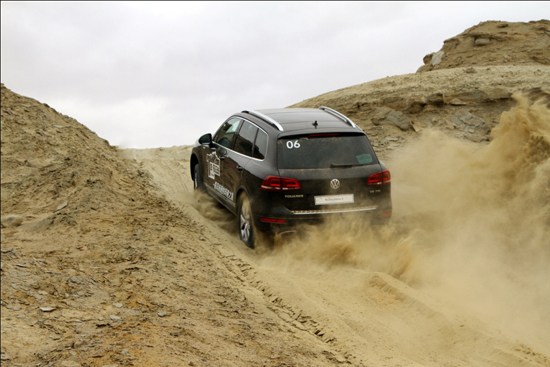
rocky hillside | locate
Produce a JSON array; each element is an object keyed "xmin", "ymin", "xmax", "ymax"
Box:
[
  {"xmin": 418, "ymin": 20, "xmax": 550, "ymax": 72},
  {"xmin": 1, "ymin": 84, "xmax": 345, "ymax": 366},
  {"xmin": 292, "ymin": 20, "xmax": 550, "ymax": 159}
]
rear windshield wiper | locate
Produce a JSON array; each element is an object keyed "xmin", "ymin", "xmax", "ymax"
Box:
[{"xmin": 330, "ymin": 162, "xmax": 360, "ymax": 168}]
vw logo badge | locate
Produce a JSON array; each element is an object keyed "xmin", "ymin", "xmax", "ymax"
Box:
[{"xmin": 330, "ymin": 179, "xmax": 340, "ymax": 190}]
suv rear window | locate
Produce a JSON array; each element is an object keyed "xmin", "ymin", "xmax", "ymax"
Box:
[{"xmin": 277, "ymin": 133, "xmax": 377, "ymax": 169}]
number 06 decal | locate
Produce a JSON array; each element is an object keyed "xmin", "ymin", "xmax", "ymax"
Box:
[{"xmin": 286, "ymin": 140, "xmax": 301, "ymax": 149}]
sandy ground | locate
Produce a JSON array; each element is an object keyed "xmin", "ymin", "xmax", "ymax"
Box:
[
  {"xmin": 3, "ymin": 83, "xmax": 549, "ymax": 366},
  {"xmin": 119, "ymin": 95, "xmax": 550, "ymax": 367}
]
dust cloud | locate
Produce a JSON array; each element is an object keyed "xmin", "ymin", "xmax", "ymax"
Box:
[
  {"xmin": 264, "ymin": 93, "xmax": 550, "ymax": 352},
  {"xmin": 192, "ymin": 190, "xmax": 237, "ymax": 232},
  {"xmin": 391, "ymin": 93, "xmax": 550, "ymax": 351}
]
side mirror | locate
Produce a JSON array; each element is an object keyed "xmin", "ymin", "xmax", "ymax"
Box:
[{"xmin": 198, "ymin": 133, "xmax": 213, "ymax": 146}]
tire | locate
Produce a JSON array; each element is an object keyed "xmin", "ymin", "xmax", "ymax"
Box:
[
  {"xmin": 238, "ymin": 193, "xmax": 256, "ymax": 248},
  {"xmin": 193, "ymin": 163, "xmax": 205, "ymax": 191}
]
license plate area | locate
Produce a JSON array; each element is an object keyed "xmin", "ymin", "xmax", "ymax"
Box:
[{"xmin": 314, "ymin": 194, "xmax": 354, "ymax": 205}]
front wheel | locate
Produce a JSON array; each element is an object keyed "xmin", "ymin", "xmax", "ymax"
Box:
[
  {"xmin": 193, "ymin": 163, "xmax": 205, "ymax": 191},
  {"xmin": 238, "ymin": 193, "xmax": 256, "ymax": 248}
]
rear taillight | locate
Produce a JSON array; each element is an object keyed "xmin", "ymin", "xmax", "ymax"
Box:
[
  {"xmin": 367, "ymin": 170, "xmax": 391, "ymax": 185},
  {"xmin": 261, "ymin": 176, "xmax": 301, "ymax": 191}
]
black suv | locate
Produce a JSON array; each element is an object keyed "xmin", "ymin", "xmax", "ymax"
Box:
[{"xmin": 190, "ymin": 107, "xmax": 391, "ymax": 248}]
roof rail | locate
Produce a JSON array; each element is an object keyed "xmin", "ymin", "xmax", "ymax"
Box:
[
  {"xmin": 243, "ymin": 110, "xmax": 284, "ymax": 131},
  {"xmin": 319, "ymin": 106, "xmax": 358, "ymax": 128}
]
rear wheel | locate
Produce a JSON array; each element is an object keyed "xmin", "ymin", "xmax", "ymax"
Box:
[{"xmin": 238, "ymin": 193, "xmax": 255, "ymax": 248}]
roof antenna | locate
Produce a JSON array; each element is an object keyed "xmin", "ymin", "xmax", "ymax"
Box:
[{"xmin": 313, "ymin": 120, "xmax": 318, "ymax": 128}]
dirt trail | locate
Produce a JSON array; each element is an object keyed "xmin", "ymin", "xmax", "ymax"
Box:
[
  {"xmin": 121, "ymin": 94, "xmax": 550, "ymax": 367},
  {"xmin": 2, "ymin": 86, "xmax": 549, "ymax": 367}
]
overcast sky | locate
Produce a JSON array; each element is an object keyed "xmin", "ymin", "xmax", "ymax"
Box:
[{"xmin": 2, "ymin": 1, "xmax": 548, "ymax": 148}]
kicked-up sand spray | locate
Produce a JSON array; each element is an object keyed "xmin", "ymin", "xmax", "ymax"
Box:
[{"xmin": 268, "ymin": 93, "xmax": 550, "ymax": 352}]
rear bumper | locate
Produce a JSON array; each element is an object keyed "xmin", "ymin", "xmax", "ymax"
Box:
[
  {"xmin": 289, "ymin": 204, "xmax": 378, "ymax": 216},
  {"xmin": 255, "ymin": 204, "xmax": 392, "ymax": 233}
]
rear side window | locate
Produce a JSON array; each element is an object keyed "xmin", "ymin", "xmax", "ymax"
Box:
[
  {"xmin": 277, "ymin": 134, "xmax": 377, "ymax": 169},
  {"xmin": 253, "ymin": 130, "xmax": 268, "ymax": 160},
  {"xmin": 234, "ymin": 121, "xmax": 258, "ymax": 156}
]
